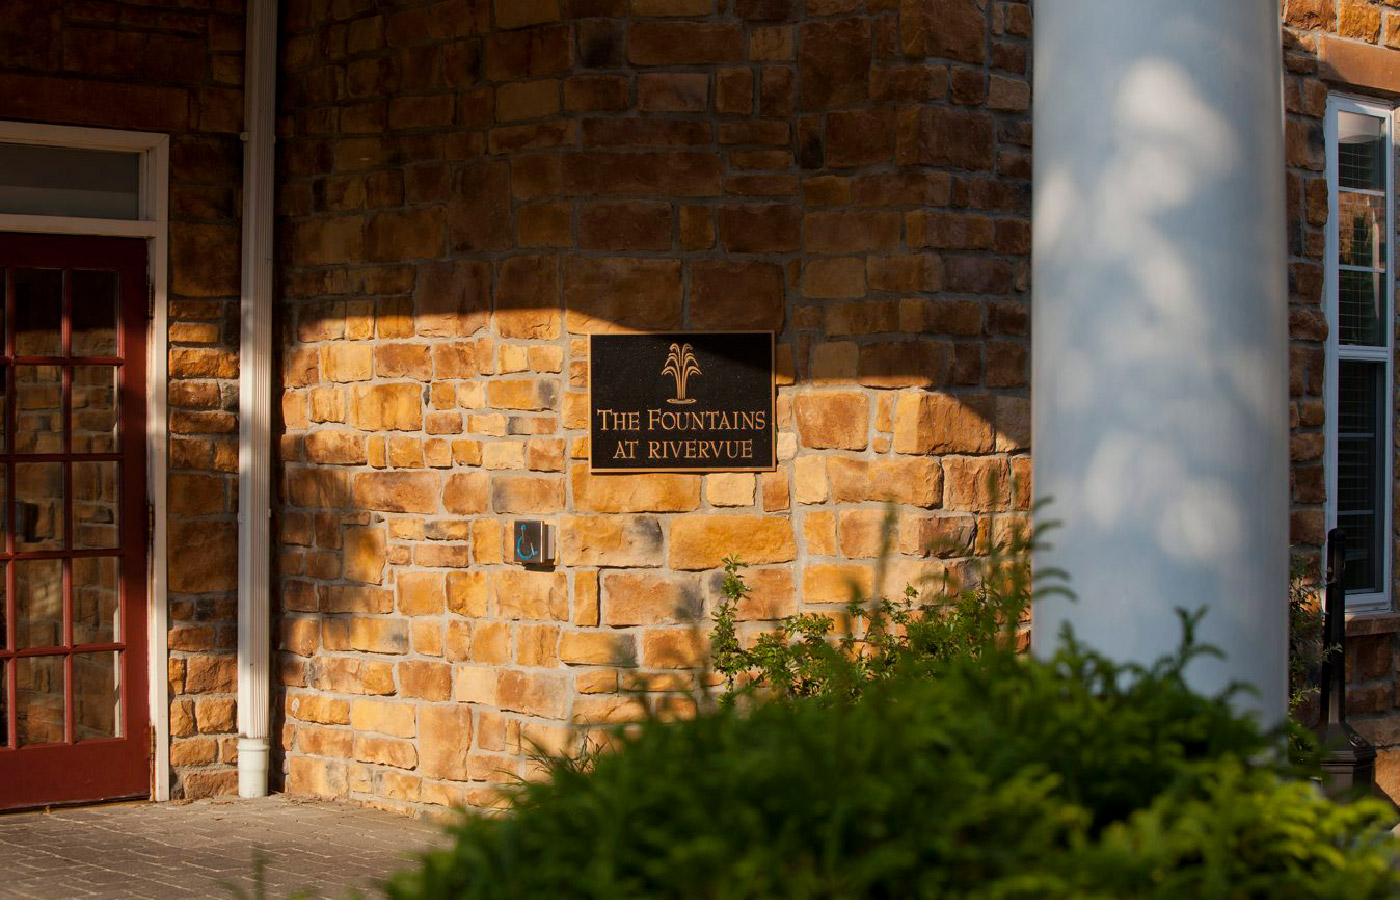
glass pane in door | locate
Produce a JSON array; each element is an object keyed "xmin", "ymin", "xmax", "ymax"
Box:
[
  {"xmin": 15, "ymin": 559, "xmax": 61, "ymax": 649},
  {"xmin": 73, "ymin": 461, "xmax": 118, "ymax": 550},
  {"xmin": 16, "ymin": 655, "xmax": 63, "ymax": 746},
  {"xmin": 72, "ymin": 366, "xmax": 118, "ymax": 452},
  {"xmin": 15, "ymin": 462, "xmax": 63, "ymax": 551},
  {"xmin": 14, "ymin": 365, "xmax": 62, "ymax": 452},
  {"xmin": 70, "ymin": 270, "xmax": 119, "ymax": 357},
  {"xmin": 73, "ymin": 651, "xmax": 119, "ymax": 741},
  {"xmin": 72, "ymin": 557, "xmax": 119, "ymax": 645},
  {"xmin": 13, "ymin": 268, "xmax": 61, "ymax": 356}
]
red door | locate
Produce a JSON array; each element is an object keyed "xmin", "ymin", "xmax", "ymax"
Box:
[{"xmin": 0, "ymin": 233, "xmax": 149, "ymax": 810}]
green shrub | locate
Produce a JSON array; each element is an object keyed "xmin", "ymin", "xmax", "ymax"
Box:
[
  {"xmin": 386, "ymin": 619, "xmax": 1398, "ymax": 900},
  {"xmin": 1288, "ymin": 556, "xmax": 1326, "ymax": 719},
  {"xmin": 710, "ymin": 510, "xmax": 1053, "ymax": 703}
]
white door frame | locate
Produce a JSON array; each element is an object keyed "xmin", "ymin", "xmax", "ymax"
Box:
[{"xmin": 0, "ymin": 121, "xmax": 171, "ymax": 801}]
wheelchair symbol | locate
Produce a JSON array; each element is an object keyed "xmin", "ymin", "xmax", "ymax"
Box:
[{"xmin": 516, "ymin": 525, "xmax": 539, "ymax": 562}]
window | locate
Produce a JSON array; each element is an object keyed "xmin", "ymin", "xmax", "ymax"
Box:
[
  {"xmin": 0, "ymin": 144, "xmax": 142, "ymax": 220},
  {"xmin": 1326, "ymin": 96, "xmax": 1395, "ymax": 608}
]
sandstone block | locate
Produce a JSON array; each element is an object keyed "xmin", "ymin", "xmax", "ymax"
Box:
[
  {"xmin": 497, "ymin": 670, "xmax": 569, "ymax": 718},
  {"xmin": 898, "ymin": 513, "xmax": 977, "ymax": 558},
  {"xmin": 374, "ymin": 344, "xmax": 432, "ymax": 380},
  {"xmin": 304, "ymin": 430, "xmax": 368, "ymax": 465},
  {"xmin": 287, "ymin": 756, "xmax": 348, "ymax": 799},
  {"xmin": 444, "ymin": 471, "xmax": 490, "ymax": 514},
  {"xmin": 415, "ymin": 260, "xmax": 491, "ymax": 338},
  {"xmin": 803, "ymin": 563, "xmax": 875, "ymax": 604},
  {"xmin": 795, "ymin": 393, "xmax": 868, "ymax": 450},
  {"xmin": 447, "ymin": 571, "xmax": 490, "ymax": 617},
  {"xmin": 558, "ymin": 515, "xmax": 664, "ymax": 566},
  {"xmin": 559, "ymin": 631, "xmax": 637, "ymax": 666},
  {"xmin": 350, "ymin": 698, "xmax": 416, "ymax": 738},
  {"xmin": 628, "ymin": 22, "xmax": 744, "ymax": 64},
  {"xmin": 321, "ymin": 584, "xmax": 395, "ymax": 615},
  {"xmin": 893, "ymin": 391, "xmax": 995, "ymax": 455},
  {"xmin": 419, "ymin": 705, "xmax": 473, "ymax": 780},
  {"xmin": 195, "ymin": 697, "xmax": 237, "ymax": 733},
  {"xmin": 579, "ymin": 200, "xmax": 673, "ymax": 250},
  {"xmin": 472, "ymin": 621, "xmax": 511, "ymax": 665},
  {"xmin": 493, "ymin": 569, "xmax": 569, "ymax": 620},
  {"xmin": 169, "ymin": 520, "xmax": 238, "ymax": 593},
  {"xmin": 343, "ymin": 526, "xmax": 387, "ymax": 584},
  {"xmin": 570, "ymin": 465, "xmax": 701, "ymax": 512},
  {"xmin": 838, "ymin": 509, "xmax": 890, "ymax": 559},
  {"xmin": 689, "ymin": 260, "xmax": 785, "ymax": 330},
  {"xmin": 314, "ymin": 658, "xmax": 396, "ymax": 695},
  {"xmin": 641, "ymin": 629, "xmax": 708, "ymax": 668},
  {"xmin": 942, "ymin": 456, "xmax": 1011, "ymax": 512},
  {"xmin": 857, "ymin": 340, "xmax": 951, "ymax": 389},
  {"xmin": 488, "ymin": 379, "xmax": 558, "ymax": 411},
  {"xmin": 576, "ymin": 669, "xmax": 618, "ymax": 693},
  {"xmin": 602, "ymin": 571, "xmax": 703, "ymax": 625},
  {"xmin": 708, "ymin": 566, "xmax": 797, "ymax": 620},
  {"xmin": 574, "ymin": 694, "xmax": 648, "ymax": 724},
  {"xmin": 349, "ymin": 616, "xmax": 409, "ymax": 654},
  {"xmin": 351, "ymin": 383, "xmax": 423, "ymax": 431},
  {"xmin": 669, "ymin": 515, "xmax": 796, "ymax": 569},
  {"xmin": 705, "ymin": 473, "xmax": 755, "ymax": 507},
  {"xmin": 798, "ymin": 18, "xmax": 870, "ymax": 108},
  {"xmin": 453, "ymin": 666, "xmax": 498, "ymax": 704},
  {"xmin": 352, "ymin": 472, "xmax": 440, "ymax": 513},
  {"xmin": 444, "ymin": 621, "xmax": 472, "ymax": 662},
  {"xmin": 289, "ymin": 694, "xmax": 350, "ymax": 726},
  {"xmin": 497, "ymin": 254, "xmax": 562, "ymax": 340},
  {"xmin": 320, "ymin": 345, "xmax": 373, "ymax": 383},
  {"xmin": 827, "ymin": 457, "xmax": 942, "ymax": 508},
  {"xmin": 415, "ymin": 543, "xmax": 472, "ymax": 568},
  {"xmin": 397, "ymin": 572, "xmax": 445, "ymax": 616},
  {"xmin": 794, "ymin": 456, "xmax": 828, "ymax": 504},
  {"xmin": 899, "ymin": 0, "xmax": 987, "ymax": 62},
  {"xmin": 398, "ymin": 661, "xmax": 452, "ymax": 701},
  {"xmin": 717, "ymin": 204, "xmax": 801, "ymax": 253},
  {"xmin": 517, "ymin": 623, "xmax": 561, "ymax": 667},
  {"xmin": 492, "ymin": 475, "xmax": 566, "ymax": 513},
  {"xmin": 563, "ymin": 257, "xmax": 683, "ymax": 333}
]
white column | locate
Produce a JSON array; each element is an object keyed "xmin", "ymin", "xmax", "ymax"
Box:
[
  {"xmin": 1031, "ymin": 1, "xmax": 1289, "ymax": 720},
  {"xmin": 236, "ymin": 0, "xmax": 278, "ymax": 799}
]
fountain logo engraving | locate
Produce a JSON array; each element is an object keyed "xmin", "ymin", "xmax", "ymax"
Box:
[{"xmin": 660, "ymin": 342, "xmax": 702, "ymax": 405}]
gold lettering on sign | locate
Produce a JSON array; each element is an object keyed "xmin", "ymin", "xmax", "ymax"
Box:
[
  {"xmin": 646, "ymin": 439, "xmax": 756, "ymax": 460},
  {"xmin": 589, "ymin": 331, "xmax": 775, "ymax": 473}
]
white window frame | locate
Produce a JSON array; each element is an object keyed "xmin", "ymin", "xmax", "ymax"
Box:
[
  {"xmin": 1324, "ymin": 94, "xmax": 1395, "ymax": 613},
  {"xmin": 0, "ymin": 121, "xmax": 171, "ymax": 800}
]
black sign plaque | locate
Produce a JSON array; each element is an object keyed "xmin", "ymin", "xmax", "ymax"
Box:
[{"xmin": 589, "ymin": 331, "xmax": 775, "ymax": 474}]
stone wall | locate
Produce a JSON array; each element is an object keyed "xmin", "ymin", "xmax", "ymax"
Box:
[
  {"xmin": 274, "ymin": 0, "xmax": 1031, "ymax": 813},
  {"xmin": 0, "ymin": 0, "xmax": 246, "ymax": 799},
  {"xmin": 1283, "ymin": 0, "xmax": 1400, "ymax": 799}
]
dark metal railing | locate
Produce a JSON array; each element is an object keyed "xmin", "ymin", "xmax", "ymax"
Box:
[{"xmin": 1316, "ymin": 528, "xmax": 1378, "ymax": 800}]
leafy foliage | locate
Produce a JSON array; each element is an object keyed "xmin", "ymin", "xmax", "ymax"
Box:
[
  {"xmin": 1288, "ymin": 556, "xmax": 1326, "ymax": 718},
  {"xmin": 386, "ymin": 508, "xmax": 1392, "ymax": 900},
  {"xmin": 387, "ymin": 620, "xmax": 1399, "ymax": 900},
  {"xmin": 710, "ymin": 509, "xmax": 1053, "ymax": 702}
]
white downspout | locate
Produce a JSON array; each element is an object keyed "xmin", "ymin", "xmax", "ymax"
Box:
[{"xmin": 237, "ymin": 0, "xmax": 278, "ymax": 799}]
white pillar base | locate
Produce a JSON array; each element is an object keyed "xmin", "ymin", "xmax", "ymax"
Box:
[
  {"xmin": 237, "ymin": 737, "xmax": 270, "ymax": 799},
  {"xmin": 1031, "ymin": 0, "xmax": 1289, "ymax": 720}
]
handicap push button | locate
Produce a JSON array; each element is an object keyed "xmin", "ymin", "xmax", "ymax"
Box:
[{"xmin": 513, "ymin": 520, "xmax": 555, "ymax": 565}]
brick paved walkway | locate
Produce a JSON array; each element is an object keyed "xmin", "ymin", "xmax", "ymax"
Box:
[{"xmin": 0, "ymin": 796, "xmax": 450, "ymax": 900}]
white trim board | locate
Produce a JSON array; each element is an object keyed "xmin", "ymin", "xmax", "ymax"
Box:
[{"xmin": 0, "ymin": 120, "xmax": 172, "ymax": 801}]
